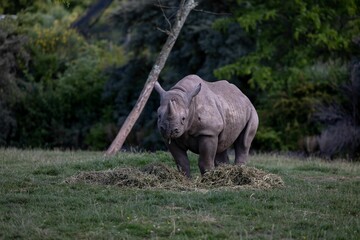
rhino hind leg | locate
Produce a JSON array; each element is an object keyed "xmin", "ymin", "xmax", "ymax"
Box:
[
  {"xmin": 215, "ymin": 150, "xmax": 230, "ymax": 167},
  {"xmin": 234, "ymin": 109, "xmax": 259, "ymax": 165}
]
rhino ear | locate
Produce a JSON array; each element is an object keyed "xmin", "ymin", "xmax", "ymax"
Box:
[
  {"xmin": 187, "ymin": 83, "xmax": 201, "ymax": 105},
  {"xmin": 154, "ymin": 82, "xmax": 166, "ymax": 98}
]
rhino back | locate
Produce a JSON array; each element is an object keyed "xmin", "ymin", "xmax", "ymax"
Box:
[{"xmin": 206, "ymin": 80, "xmax": 254, "ymax": 151}]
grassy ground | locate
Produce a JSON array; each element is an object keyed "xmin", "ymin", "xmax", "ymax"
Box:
[{"xmin": 0, "ymin": 148, "xmax": 359, "ymax": 239}]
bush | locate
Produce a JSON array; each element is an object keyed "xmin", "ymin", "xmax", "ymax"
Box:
[
  {"xmin": 1, "ymin": 1, "xmax": 126, "ymax": 150},
  {"xmin": 0, "ymin": 18, "xmax": 29, "ymax": 145},
  {"xmin": 214, "ymin": 0, "xmax": 359, "ymax": 151},
  {"xmin": 314, "ymin": 61, "xmax": 360, "ymax": 160}
]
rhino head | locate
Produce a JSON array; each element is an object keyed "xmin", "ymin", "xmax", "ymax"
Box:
[{"xmin": 154, "ymin": 82, "xmax": 201, "ymax": 142}]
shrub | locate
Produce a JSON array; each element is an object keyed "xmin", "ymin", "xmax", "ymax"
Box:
[
  {"xmin": 0, "ymin": 18, "xmax": 29, "ymax": 145},
  {"xmin": 314, "ymin": 61, "xmax": 360, "ymax": 160},
  {"xmin": 214, "ymin": 0, "xmax": 359, "ymax": 151},
  {"xmin": 2, "ymin": 1, "xmax": 126, "ymax": 150}
]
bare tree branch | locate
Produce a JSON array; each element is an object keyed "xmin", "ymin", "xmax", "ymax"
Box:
[
  {"xmin": 105, "ymin": 0, "xmax": 198, "ymax": 156},
  {"xmin": 192, "ymin": 8, "xmax": 232, "ymax": 16},
  {"xmin": 158, "ymin": 0, "xmax": 172, "ymax": 31},
  {"xmin": 153, "ymin": 3, "xmax": 231, "ymax": 16}
]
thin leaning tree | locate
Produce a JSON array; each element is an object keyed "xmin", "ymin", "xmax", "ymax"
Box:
[{"xmin": 105, "ymin": 0, "xmax": 198, "ymax": 156}]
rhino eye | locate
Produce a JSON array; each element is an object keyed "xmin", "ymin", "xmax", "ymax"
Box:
[{"xmin": 181, "ymin": 117, "xmax": 185, "ymax": 124}]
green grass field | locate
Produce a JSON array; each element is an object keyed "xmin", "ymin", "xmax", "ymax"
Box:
[{"xmin": 0, "ymin": 148, "xmax": 359, "ymax": 239}]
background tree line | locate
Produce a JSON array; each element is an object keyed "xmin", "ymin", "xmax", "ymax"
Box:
[{"xmin": 0, "ymin": 0, "xmax": 359, "ymax": 159}]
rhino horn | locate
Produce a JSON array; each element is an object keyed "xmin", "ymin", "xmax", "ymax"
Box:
[
  {"xmin": 154, "ymin": 82, "xmax": 166, "ymax": 99},
  {"xmin": 187, "ymin": 83, "xmax": 201, "ymax": 105},
  {"xmin": 168, "ymin": 100, "xmax": 176, "ymax": 117}
]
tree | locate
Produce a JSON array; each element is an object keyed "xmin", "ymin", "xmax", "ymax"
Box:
[
  {"xmin": 0, "ymin": 1, "xmax": 126, "ymax": 149},
  {"xmin": 214, "ymin": 0, "xmax": 360, "ymax": 150},
  {"xmin": 314, "ymin": 60, "xmax": 360, "ymax": 159},
  {"xmin": 105, "ymin": 0, "xmax": 198, "ymax": 156},
  {"xmin": 0, "ymin": 18, "xmax": 29, "ymax": 145}
]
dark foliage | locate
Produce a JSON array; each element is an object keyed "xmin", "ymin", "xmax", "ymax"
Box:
[
  {"xmin": 0, "ymin": 0, "xmax": 35, "ymax": 14},
  {"xmin": 71, "ymin": 0, "xmax": 113, "ymax": 36},
  {"xmin": 214, "ymin": 0, "xmax": 360, "ymax": 151},
  {"xmin": 104, "ymin": 58, "xmax": 163, "ymax": 150},
  {"xmin": 112, "ymin": 0, "xmax": 251, "ymax": 83},
  {"xmin": 0, "ymin": 19, "xmax": 29, "ymax": 145},
  {"xmin": 1, "ymin": 0, "xmax": 358, "ymax": 155},
  {"xmin": 314, "ymin": 61, "xmax": 360, "ymax": 159},
  {"xmin": 0, "ymin": 1, "xmax": 126, "ymax": 150}
]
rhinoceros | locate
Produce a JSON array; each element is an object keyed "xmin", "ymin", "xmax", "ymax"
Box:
[{"xmin": 154, "ymin": 75, "xmax": 258, "ymax": 177}]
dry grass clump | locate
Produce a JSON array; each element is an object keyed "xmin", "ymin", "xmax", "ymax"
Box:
[
  {"xmin": 197, "ymin": 165, "xmax": 284, "ymax": 189},
  {"xmin": 141, "ymin": 163, "xmax": 186, "ymax": 183},
  {"xmin": 65, "ymin": 163, "xmax": 284, "ymax": 190}
]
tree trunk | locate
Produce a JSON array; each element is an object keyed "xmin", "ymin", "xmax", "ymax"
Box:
[{"xmin": 105, "ymin": 0, "xmax": 198, "ymax": 156}]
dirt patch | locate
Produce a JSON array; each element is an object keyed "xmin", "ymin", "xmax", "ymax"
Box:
[{"xmin": 64, "ymin": 163, "xmax": 284, "ymax": 191}]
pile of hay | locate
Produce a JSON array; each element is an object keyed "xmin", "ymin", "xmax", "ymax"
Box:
[
  {"xmin": 64, "ymin": 163, "xmax": 284, "ymax": 190},
  {"xmin": 65, "ymin": 163, "xmax": 193, "ymax": 190},
  {"xmin": 197, "ymin": 165, "xmax": 284, "ymax": 190}
]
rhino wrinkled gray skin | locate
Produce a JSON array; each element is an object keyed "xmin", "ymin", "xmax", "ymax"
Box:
[{"xmin": 155, "ymin": 75, "xmax": 258, "ymax": 177}]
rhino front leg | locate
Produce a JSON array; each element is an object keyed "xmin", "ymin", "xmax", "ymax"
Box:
[
  {"xmin": 198, "ymin": 136, "xmax": 218, "ymax": 175},
  {"xmin": 167, "ymin": 142, "xmax": 191, "ymax": 177}
]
